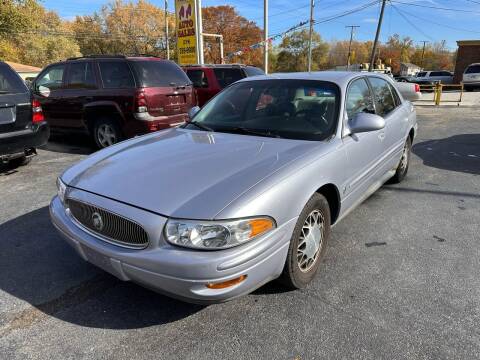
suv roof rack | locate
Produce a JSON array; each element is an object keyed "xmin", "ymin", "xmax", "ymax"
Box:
[
  {"xmin": 182, "ymin": 63, "xmax": 249, "ymax": 68},
  {"xmin": 66, "ymin": 54, "xmax": 163, "ymax": 61}
]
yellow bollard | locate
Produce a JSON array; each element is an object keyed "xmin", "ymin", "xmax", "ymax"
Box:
[{"xmin": 434, "ymin": 82, "xmax": 442, "ymax": 106}]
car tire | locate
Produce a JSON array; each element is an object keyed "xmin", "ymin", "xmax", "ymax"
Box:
[
  {"xmin": 389, "ymin": 137, "xmax": 411, "ymax": 184},
  {"xmin": 279, "ymin": 193, "xmax": 331, "ymax": 289},
  {"xmin": 9, "ymin": 155, "xmax": 32, "ymax": 168},
  {"xmin": 93, "ymin": 118, "xmax": 123, "ymax": 149}
]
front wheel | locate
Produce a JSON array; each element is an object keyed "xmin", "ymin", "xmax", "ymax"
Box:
[
  {"xmin": 279, "ymin": 193, "xmax": 331, "ymax": 289},
  {"xmin": 389, "ymin": 137, "xmax": 411, "ymax": 184},
  {"xmin": 93, "ymin": 119, "xmax": 123, "ymax": 149}
]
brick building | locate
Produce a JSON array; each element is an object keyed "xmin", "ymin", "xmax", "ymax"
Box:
[{"xmin": 453, "ymin": 40, "xmax": 480, "ymax": 83}]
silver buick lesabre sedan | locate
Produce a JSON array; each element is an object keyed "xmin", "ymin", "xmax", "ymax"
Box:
[{"xmin": 50, "ymin": 72, "xmax": 417, "ymax": 303}]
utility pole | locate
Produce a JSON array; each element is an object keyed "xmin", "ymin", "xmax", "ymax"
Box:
[
  {"xmin": 264, "ymin": 0, "xmax": 268, "ymax": 74},
  {"xmin": 420, "ymin": 40, "xmax": 429, "ymax": 68},
  {"xmin": 165, "ymin": 0, "xmax": 169, "ymax": 60},
  {"xmin": 195, "ymin": 0, "xmax": 204, "ymax": 64},
  {"xmin": 307, "ymin": 0, "xmax": 315, "ymax": 72},
  {"xmin": 346, "ymin": 25, "xmax": 359, "ymax": 70},
  {"xmin": 369, "ymin": 0, "xmax": 387, "ymax": 72}
]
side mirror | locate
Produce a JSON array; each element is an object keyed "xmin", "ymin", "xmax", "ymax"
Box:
[
  {"xmin": 348, "ymin": 112, "xmax": 385, "ymax": 135},
  {"xmin": 188, "ymin": 106, "xmax": 200, "ymax": 120}
]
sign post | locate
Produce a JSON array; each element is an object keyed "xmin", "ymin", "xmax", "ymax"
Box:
[{"xmin": 175, "ymin": 0, "xmax": 199, "ymax": 65}]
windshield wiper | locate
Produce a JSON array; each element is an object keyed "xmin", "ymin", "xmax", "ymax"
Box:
[
  {"xmin": 188, "ymin": 121, "xmax": 214, "ymax": 132},
  {"xmin": 225, "ymin": 127, "xmax": 282, "ymax": 138}
]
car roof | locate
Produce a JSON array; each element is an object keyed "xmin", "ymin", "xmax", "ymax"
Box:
[
  {"xmin": 235, "ymin": 71, "xmax": 393, "ymax": 88},
  {"xmin": 183, "ymin": 64, "xmax": 255, "ymax": 69}
]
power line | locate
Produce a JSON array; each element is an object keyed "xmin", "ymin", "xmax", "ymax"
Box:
[
  {"xmin": 391, "ymin": 0, "xmax": 480, "ymax": 14},
  {"xmin": 391, "ymin": 4, "xmax": 435, "ymax": 42}
]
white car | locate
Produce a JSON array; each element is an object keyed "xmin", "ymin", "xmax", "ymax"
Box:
[{"xmin": 463, "ymin": 63, "xmax": 480, "ymax": 92}]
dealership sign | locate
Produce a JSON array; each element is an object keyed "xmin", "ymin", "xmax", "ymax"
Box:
[{"xmin": 175, "ymin": 0, "xmax": 198, "ymax": 65}]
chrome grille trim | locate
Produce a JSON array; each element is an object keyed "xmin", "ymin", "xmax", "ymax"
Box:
[{"xmin": 67, "ymin": 198, "xmax": 149, "ymax": 249}]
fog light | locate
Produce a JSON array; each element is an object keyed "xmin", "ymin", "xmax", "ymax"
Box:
[{"xmin": 205, "ymin": 275, "xmax": 247, "ymax": 289}]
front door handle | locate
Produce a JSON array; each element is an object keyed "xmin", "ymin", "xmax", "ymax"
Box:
[{"xmin": 378, "ymin": 132, "xmax": 385, "ymax": 140}]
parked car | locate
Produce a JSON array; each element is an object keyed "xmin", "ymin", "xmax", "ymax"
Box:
[
  {"xmin": 32, "ymin": 55, "xmax": 195, "ymax": 148},
  {"xmin": 50, "ymin": 72, "xmax": 417, "ymax": 303},
  {"xmin": 0, "ymin": 61, "xmax": 49, "ymax": 168},
  {"xmin": 394, "ymin": 81, "xmax": 422, "ymax": 101},
  {"xmin": 394, "ymin": 75, "xmax": 416, "ymax": 83},
  {"xmin": 413, "ymin": 70, "xmax": 453, "ymax": 85},
  {"xmin": 462, "ymin": 63, "xmax": 480, "ymax": 91},
  {"xmin": 183, "ymin": 64, "xmax": 264, "ymax": 106}
]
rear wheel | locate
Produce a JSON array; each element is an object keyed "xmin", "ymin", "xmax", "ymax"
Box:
[
  {"xmin": 93, "ymin": 118, "xmax": 123, "ymax": 149},
  {"xmin": 279, "ymin": 193, "xmax": 331, "ymax": 289},
  {"xmin": 389, "ymin": 137, "xmax": 411, "ymax": 184}
]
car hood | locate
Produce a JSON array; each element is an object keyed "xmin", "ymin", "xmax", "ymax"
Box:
[{"xmin": 63, "ymin": 128, "xmax": 317, "ymax": 219}]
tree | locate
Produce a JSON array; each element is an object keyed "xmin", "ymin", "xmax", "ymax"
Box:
[
  {"xmin": 202, "ymin": 6, "xmax": 263, "ymax": 66},
  {"xmin": 71, "ymin": 0, "xmax": 175, "ymax": 58},
  {"xmin": 0, "ymin": 0, "xmax": 79, "ymax": 67},
  {"xmin": 275, "ymin": 30, "xmax": 329, "ymax": 72}
]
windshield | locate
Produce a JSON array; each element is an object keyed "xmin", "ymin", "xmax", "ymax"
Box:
[
  {"xmin": 184, "ymin": 79, "xmax": 340, "ymax": 141},
  {"xmin": 131, "ymin": 60, "xmax": 191, "ymax": 87},
  {"xmin": 465, "ymin": 65, "xmax": 480, "ymax": 74},
  {"xmin": 416, "ymin": 72, "xmax": 427, "ymax": 77}
]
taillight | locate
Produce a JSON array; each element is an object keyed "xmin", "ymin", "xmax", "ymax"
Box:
[
  {"xmin": 135, "ymin": 90, "xmax": 148, "ymax": 113},
  {"xmin": 32, "ymin": 99, "xmax": 44, "ymax": 123},
  {"xmin": 414, "ymin": 84, "xmax": 420, "ymax": 93}
]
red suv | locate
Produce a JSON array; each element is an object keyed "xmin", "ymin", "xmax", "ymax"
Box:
[
  {"xmin": 32, "ymin": 55, "xmax": 195, "ymax": 148},
  {"xmin": 183, "ymin": 64, "xmax": 264, "ymax": 107}
]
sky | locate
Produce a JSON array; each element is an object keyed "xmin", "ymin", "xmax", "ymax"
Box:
[{"xmin": 42, "ymin": 0, "xmax": 480, "ymax": 50}]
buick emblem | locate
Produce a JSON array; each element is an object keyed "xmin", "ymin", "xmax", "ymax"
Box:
[{"xmin": 91, "ymin": 212, "xmax": 104, "ymax": 231}]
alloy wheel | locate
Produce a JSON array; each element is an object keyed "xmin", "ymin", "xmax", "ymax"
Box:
[{"xmin": 97, "ymin": 124, "xmax": 117, "ymax": 147}]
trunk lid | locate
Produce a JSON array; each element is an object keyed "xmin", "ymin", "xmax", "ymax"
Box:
[
  {"xmin": 129, "ymin": 59, "xmax": 194, "ymax": 117},
  {"xmin": 0, "ymin": 63, "xmax": 31, "ymax": 134}
]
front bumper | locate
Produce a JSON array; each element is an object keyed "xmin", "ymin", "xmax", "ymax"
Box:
[
  {"xmin": 49, "ymin": 191, "xmax": 295, "ymax": 304},
  {"xmin": 0, "ymin": 121, "xmax": 49, "ymax": 158}
]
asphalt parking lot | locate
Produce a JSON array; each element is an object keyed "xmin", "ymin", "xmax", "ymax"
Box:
[{"xmin": 1, "ymin": 106, "xmax": 479, "ymax": 359}]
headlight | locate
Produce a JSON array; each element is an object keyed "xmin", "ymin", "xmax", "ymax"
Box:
[
  {"xmin": 56, "ymin": 177, "xmax": 67, "ymax": 205},
  {"xmin": 165, "ymin": 217, "xmax": 275, "ymax": 250}
]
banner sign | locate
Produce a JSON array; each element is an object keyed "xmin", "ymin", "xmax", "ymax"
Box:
[
  {"xmin": 226, "ymin": 20, "xmax": 309, "ymax": 59},
  {"xmin": 176, "ymin": 0, "xmax": 197, "ymax": 65}
]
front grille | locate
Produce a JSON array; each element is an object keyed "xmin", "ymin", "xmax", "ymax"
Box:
[{"xmin": 67, "ymin": 198, "xmax": 149, "ymax": 249}]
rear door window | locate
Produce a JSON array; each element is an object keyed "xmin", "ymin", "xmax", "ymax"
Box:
[
  {"xmin": 66, "ymin": 62, "xmax": 97, "ymax": 89},
  {"xmin": 131, "ymin": 60, "xmax": 191, "ymax": 87},
  {"xmin": 213, "ymin": 68, "xmax": 244, "ymax": 88},
  {"xmin": 465, "ymin": 65, "xmax": 480, "ymax": 74},
  {"xmin": 186, "ymin": 69, "xmax": 209, "ymax": 88},
  {"xmin": 0, "ymin": 63, "xmax": 28, "ymax": 94},
  {"xmin": 430, "ymin": 71, "xmax": 443, "ymax": 77},
  {"xmin": 35, "ymin": 64, "xmax": 66, "ymax": 92},
  {"xmin": 98, "ymin": 61, "xmax": 135, "ymax": 89},
  {"xmin": 368, "ymin": 77, "xmax": 397, "ymax": 117}
]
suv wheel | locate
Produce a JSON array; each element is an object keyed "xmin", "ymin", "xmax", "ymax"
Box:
[
  {"xmin": 279, "ymin": 193, "xmax": 331, "ymax": 289},
  {"xmin": 93, "ymin": 119, "xmax": 123, "ymax": 148}
]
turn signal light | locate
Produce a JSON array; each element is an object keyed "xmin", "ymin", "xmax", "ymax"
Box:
[{"xmin": 205, "ymin": 275, "xmax": 247, "ymax": 289}]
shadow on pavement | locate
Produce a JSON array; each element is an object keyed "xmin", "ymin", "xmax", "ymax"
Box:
[
  {"xmin": 0, "ymin": 207, "xmax": 204, "ymax": 330},
  {"xmin": 40, "ymin": 133, "xmax": 96, "ymax": 155},
  {"xmin": 413, "ymin": 134, "xmax": 480, "ymax": 175}
]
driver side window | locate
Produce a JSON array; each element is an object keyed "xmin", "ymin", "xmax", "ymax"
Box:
[
  {"xmin": 35, "ymin": 64, "xmax": 66, "ymax": 92},
  {"xmin": 346, "ymin": 78, "xmax": 374, "ymax": 120}
]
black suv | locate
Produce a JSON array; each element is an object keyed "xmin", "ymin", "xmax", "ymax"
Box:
[
  {"xmin": 0, "ymin": 61, "xmax": 49, "ymax": 167},
  {"xmin": 32, "ymin": 55, "xmax": 195, "ymax": 148}
]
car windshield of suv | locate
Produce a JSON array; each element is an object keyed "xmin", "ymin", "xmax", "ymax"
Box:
[
  {"xmin": 184, "ymin": 79, "xmax": 340, "ymax": 141},
  {"xmin": 465, "ymin": 65, "xmax": 480, "ymax": 74},
  {"xmin": 0, "ymin": 64, "xmax": 27, "ymax": 94},
  {"xmin": 131, "ymin": 60, "xmax": 191, "ymax": 87}
]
